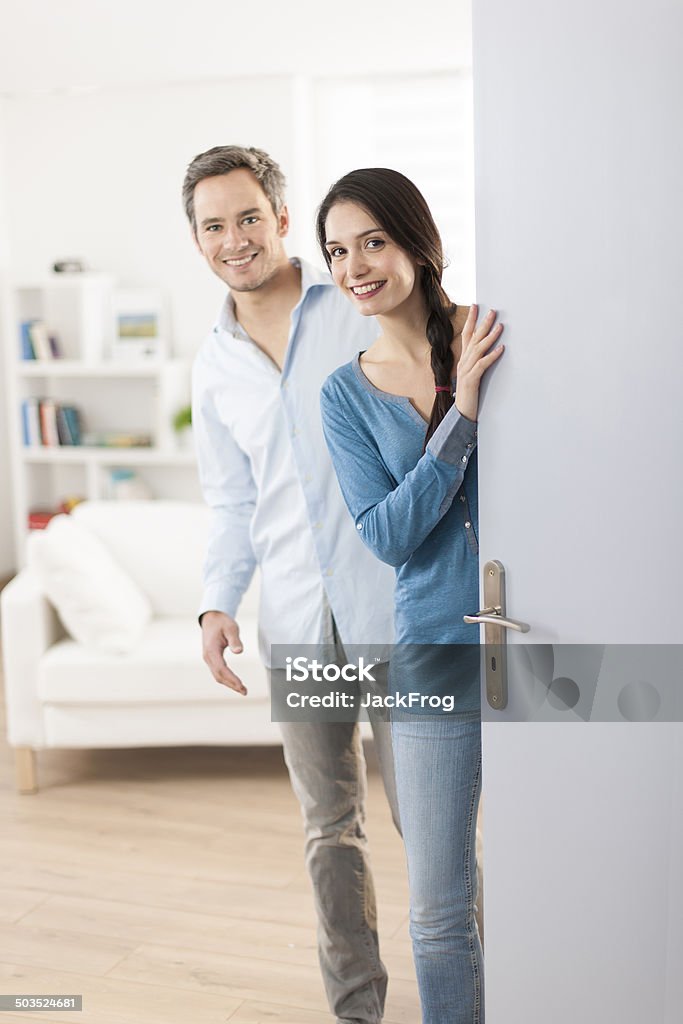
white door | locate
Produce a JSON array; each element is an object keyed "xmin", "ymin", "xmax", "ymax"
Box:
[{"xmin": 472, "ymin": 2, "xmax": 683, "ymax": 1021}]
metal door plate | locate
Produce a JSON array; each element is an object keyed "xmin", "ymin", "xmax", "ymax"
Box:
[{"xmin": 483, "ymin": 560, "xmax": 507, "ymax": 710}]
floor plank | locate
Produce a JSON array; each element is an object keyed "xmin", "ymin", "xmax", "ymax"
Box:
[
  {"xmin": 0, "ymin": 961, "xmax": 241, "ymax": 1023},
  {"xmin": 226, "ymin": 1000, "xmax": 333, "ymax": 1023},
  {"xmin": 20, "ymin": 895, "xmax": 320, "ymax": 968},
  {"xmin": 0, "ymin": 649, "xmax": 417, "ymax": 1023},
  {"xmin": 0, "ymin": 887, "xmax": 50, "ymax": 925}
]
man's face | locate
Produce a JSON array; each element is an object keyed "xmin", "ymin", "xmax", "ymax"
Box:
[{"xmin": 192, "ymin": 168, "xmax": 289, "ymax": 292}]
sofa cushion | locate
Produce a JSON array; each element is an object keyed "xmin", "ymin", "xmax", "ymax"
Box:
[
  {"xmin": 71, "ymin": 501, "xmax": 207, "ymax": 617},
  {"xmin": 70, "ymin": 501, "xmax": 261, "ymax": 620},
  {"xmin": 36, "ymin": 618, "xmax": 269, "ymax": 704},
  {"xmin": 27, "ymin": 514, "xmax": 152, "ymax": 654}
]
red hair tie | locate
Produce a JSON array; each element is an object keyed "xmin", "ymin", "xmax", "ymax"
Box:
[{"xmin": 435, "ymin": 386, "xmax": 452, "ymax": 393}]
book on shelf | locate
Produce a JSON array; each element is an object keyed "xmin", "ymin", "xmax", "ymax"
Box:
[
  {"xmin": 39, "ymin": 398, "xmax": 60, "ymax": 446},
  {"xmin": 20, "ymin": 321, "xmax": 35, "ymax": 361},
  {"xmin": 56, "ymin": 406, "xmax": 81, "ymax": 445},
  {"xmin": 27, "ymin": 496, "xmax": 84, "ymax": 530},
  {"xmin": 27, "ymin": 509, "xmax": 58, "ymax": 530},
  {"xmin": 80, "ymin": 431, "xmax": 152, "ymax": 448},
  {"xmin": 21, "ymin": 399, "xmax": 81, "ymax": 446},
  {"xmin": 21, "ymin": 398, "xmax": 42, "ymax": 446},
  {"xmin": 18, "ymin": 319, "xmax": 62, "ymax": 361}
]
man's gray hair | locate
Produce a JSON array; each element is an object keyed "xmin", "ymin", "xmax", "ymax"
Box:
[{"xmin": 182, "ymin": 145, "xmax": 287, "ymax": 233}]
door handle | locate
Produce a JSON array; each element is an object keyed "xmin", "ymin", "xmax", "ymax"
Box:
[
  {"xmin": 463, "ymin": 560, "xmax": 530, "ymax": 710},
  {"xmin": 463, "ymin": 607, "xmax": 530, "ymax": 633}
]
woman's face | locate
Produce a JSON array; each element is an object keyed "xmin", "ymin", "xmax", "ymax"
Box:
[{"xmin": 323, "ymin": 201, "xmax": 422, "ymax": 318}]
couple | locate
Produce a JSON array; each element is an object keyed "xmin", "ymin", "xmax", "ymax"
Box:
[{"xmin": 185, "ymin": 145, "xmax": 503, "ymax": 1024}]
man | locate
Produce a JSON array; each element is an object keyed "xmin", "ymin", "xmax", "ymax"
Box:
[{"xmin": 183, "ymin": 145, "xmax": 398, "ymax": 1024}]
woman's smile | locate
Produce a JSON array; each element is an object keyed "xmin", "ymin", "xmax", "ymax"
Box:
[{"xmin": 350, "ymin": 280, "xmax": 387, "ymax": 299}]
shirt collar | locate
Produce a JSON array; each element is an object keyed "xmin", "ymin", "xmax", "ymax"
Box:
[{"xmin": 216, "ymin": 257, "xmax": 334, "ymax": 338}]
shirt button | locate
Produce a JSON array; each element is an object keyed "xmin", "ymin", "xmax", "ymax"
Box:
[
  {"xmin": 466, "ymin": 442, "xmax": 473, "ymax": 449},
  {"xmin": 291, "ymin": 428, "xmax": 298, "ymax": 438},
  {"xmin": 313, "ymin": 521, "xmax": 323, "ymax": 530},
  {"xmin": 356, "ymin": 522, "xmax": 363, "ymax": 530},
  {"xmin": 460, "ymin": 495, "xmax": 466, "ymax": 503},
  {"xmin": 461, "ymin": 455, "xmax": 467, "ymax": 464},
  {"xmin": 465, "ymin": 521, "xmax": 471, "ymax": 529},
  {"xmin": 282, "ymin": 380, "xmax": 289, "ymax": 390},
  {"xmin": 326, "ymin": 568, "xmax": 334, "ymax": 576}
]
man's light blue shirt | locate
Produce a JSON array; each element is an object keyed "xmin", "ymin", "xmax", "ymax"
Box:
[{"xmin": 192, "ymin": 258, "xmax": 395, "ymax": 666}]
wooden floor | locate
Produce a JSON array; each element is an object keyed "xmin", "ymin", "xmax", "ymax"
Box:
[{"xmin": 0, "ymin": 660, "xmax": 419, "ymax": 1023}]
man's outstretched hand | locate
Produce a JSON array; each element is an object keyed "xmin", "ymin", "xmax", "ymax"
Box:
[{"xmin": 201, "ymin": 611, "xmax": 247, "ymax": 695}]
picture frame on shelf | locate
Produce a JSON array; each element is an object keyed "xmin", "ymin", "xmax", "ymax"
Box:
[{"xmin": 109, "ymin": 288, "xmax": 168, "ymax": 362}]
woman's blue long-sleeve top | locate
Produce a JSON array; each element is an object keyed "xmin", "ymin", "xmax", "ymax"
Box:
[{"xmin": 320, "ymin": 354, "xmax": 480, "ymax": 645}]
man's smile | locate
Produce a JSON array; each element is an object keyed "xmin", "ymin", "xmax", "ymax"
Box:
[{"xmin": 222, "ymin": 252, "xmax": 258, "ymax": 267}]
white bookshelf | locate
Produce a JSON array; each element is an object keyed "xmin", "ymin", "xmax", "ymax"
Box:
[
  {"xmin": 2, "ymin": 273, "xmax": 200, "ymax": 564},
  {"xmin": 21, "ymin": 448, "xmax": 197, "ymax": 465},
  {"xmin": 16, "ymin": 361, "xmax": 161, "ymax": 378}
]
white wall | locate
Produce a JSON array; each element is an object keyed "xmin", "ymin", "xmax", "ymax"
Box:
[
  {"xmin": 0, "ymin": 71, "xmax": 476, "ymax": 358},
  {"xmin": 0, "ymin": 103, "xmax": 15, "ymax": 575},
  {"xmin": 1, "ymin": 77, "xmax": 303, "ymax": 356},
  {"xmin": 0, "ymin": 1, "xmax": 471, "ymax": 93},
  {"xmin": 0, "ymin": 1, "xmax": 475, "ymax": 571}
]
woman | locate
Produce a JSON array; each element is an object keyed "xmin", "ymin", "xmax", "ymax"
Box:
[{"xmin": 317, "ymin": 168, "xmax": 504, "ymax": 1023}]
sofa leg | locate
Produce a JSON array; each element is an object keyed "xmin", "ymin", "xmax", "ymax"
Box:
[{"xmin": 15, "ymin": 748, "xmax": 37, "ymax": 794}]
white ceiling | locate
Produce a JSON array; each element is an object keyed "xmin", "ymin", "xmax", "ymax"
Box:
[{"xmin": 0, "ymin": 0, "xmax": 472, "ymax": 96}]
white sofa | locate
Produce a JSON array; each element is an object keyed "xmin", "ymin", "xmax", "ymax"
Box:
[{"xmin": 1, "ymin": 500, "xmax": 280, "ymax": 793}]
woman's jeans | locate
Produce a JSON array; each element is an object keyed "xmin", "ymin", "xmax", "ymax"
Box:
[{"xmin": 392, "ymin": 712, "xmax": 484, "ymax": 1024}]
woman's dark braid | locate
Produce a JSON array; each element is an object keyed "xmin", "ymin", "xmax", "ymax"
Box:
[{"xmin": 423, "ymin": 266, "xmax": 457, "ymax": 447}]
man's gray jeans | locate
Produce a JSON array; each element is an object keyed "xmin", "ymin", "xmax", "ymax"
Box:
[{"xmin": 272, "ymin": 643, "xmax": 400, "ymax": 1024}]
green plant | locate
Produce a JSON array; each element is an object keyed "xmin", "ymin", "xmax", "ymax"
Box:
[{"xmin": 173, "ymin": 405, "xmax": 192, "ymax": 432}]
